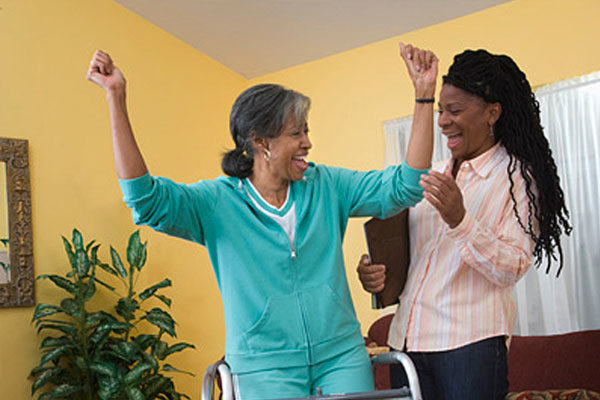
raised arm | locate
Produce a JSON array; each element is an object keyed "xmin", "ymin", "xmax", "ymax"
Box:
[
  {"xmin": 398, "ymin": 43, "xmax": 437, "ymax": 170},
  {"xmin": 86, "ymin": 50, "xmax": 148, "ymax": 179}
]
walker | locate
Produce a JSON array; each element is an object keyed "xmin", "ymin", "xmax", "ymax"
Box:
[{"xmin": 201, "ymin": 351, "xmax": 422, "ymax": 400}]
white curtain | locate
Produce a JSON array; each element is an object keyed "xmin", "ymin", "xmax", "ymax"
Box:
[
  {"xmin": 514, "ymin": 71, "xmax": 600, "ymax": 335},
  {"xmin": 383, "ymin": 71, "xmax": 600, "ymax": 335}
]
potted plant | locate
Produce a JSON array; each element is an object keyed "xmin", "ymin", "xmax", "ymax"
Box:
[{"xmin": 29, "ymin": 229, "xmax": 195, "ymax": 399}]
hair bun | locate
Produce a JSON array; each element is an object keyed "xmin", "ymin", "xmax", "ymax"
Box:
[{"xmin": 221, "ymin": 147, "xmax": 253, "ymax": 178}]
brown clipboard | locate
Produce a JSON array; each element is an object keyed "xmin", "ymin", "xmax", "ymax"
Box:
[{"xmin": 363, "ymin": 209, "xmax": 410, "ymax": 309}]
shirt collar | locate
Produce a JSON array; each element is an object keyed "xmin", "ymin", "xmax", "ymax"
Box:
[{"xmin": 450, "ymin": 143, "xmax": 506, "ymax": 179}]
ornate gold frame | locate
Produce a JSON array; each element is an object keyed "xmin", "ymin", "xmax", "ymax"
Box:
[{"xmin": 0, "ymin": 138, "xmax": 34, "ymax": 307}]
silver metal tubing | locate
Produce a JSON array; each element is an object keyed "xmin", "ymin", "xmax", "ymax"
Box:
[
  {"xmin": 202, "ymin": 360, "xmax": 233, "ymax": 400},
  {"xmin": 371, "ymin": 351, "xmax": 423, "ymax": 400},
  {"xmin": 278, "ymin": 387, "xmax": 413, "ymax": 400},
  {"xmin": 218, "ymin": 362, "xmax": 234, "ymax": 400},
  {"xmin": 201, "ymin": 350, "xmax": 422, "ymax": 400}
]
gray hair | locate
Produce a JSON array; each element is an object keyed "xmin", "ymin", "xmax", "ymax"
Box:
[{"xmin": 221, "ymin": 84, "xmax": 311, "ymax": 178}]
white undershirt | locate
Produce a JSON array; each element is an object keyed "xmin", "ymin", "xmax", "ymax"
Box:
[{"xmin": 244, "ymin": 179, "xmax": 296, "ymax": 246}]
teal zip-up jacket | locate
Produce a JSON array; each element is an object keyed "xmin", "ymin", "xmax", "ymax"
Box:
[{"xmin": 119, "ymin": 162, "xmax": 426, "ymax": 374}]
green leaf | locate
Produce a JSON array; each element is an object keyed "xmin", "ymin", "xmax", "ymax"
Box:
[
  {"xmin": 126, "ymin": 387, "xmax": 146, "ymax": 400},
  {"xmin": 29, "ymin": 365, "xmax": 51, "ymax": 378},
  {"xmin": 38, "ymin": 383, "xmax": 82, "ymax": 399},
  {"xmin": 139, "ymin": 279, "xmax": 172, "ymax": 302},
  {"xmin": 31, "ymin": 366, "xmax": 63, "ymax": 395},
  {"xmin": 159, "ymin": 381, "xmax": 189, "ymax": 400},
  {"xmin": 75, "ymin": 249, "xmax": 90, "ymax": 278},
  {"xmin": 133, "ymin": 334, "xmax": 156, "ymax": 351},
  {"xmin": 154, "ymin": 294, "xmax": 172, "ymax": 307},
  {"xmin": 89, "ymin": 361, "xmax": 118, "ymax": 377},
  {"xmin": 124, "ymin": 362, "xmax": 152, "ymax": 385},
  {"xmin": 161, "ymin": 363, "xmax": 194, "ymax": 376},
  {"xmin": 36, "ymin": 274, "xmax": 76, "ymax": 295},
  {"xmin": 155, "ymin": 340, "xmax": 169, "ymax": 360},
  {"xmin": 61, "ymin": 236, "xmax": 77, "ymax": 273},
  {"xmin": 60, "ymin": 298, "xmax": 82, "ymax": 319},
  {"xmin": 140, "ymin": 350, "xmax": 159, "ymax": 371},
  {"xmin": 126, "ymin": 230, "xmax": 143, "ymax": 269},
  {"xmin": 142, "ymin": 308, "xmax": 176, "ymax": 338},
  {"xmin": 89, "ymin": 329, "xmax": 111, "ymax": 347},
  {"xmin": 94, "ymin": 277, "xmax": 116, "ymax": 291},
  {"xmin": 137, "ymin": 242, "xmax": 148, "ymax": 270},
  {"xmin": 164, "ymin": 342, "xmax": 196, "ymax": 357},
  {"xmin": 31, "ymin": 304, "xmax": 62, "ymax": 322},
  {"xmin": 97, "ymin": 262, "xmax": 119, "ymax": 277},
  {"xmin": 86, "ymin": 240, "xmax": 97, "ymax": 253},
  {"xmin": 142, "ymin": 375, "xmax": 170, "ymax": 398},
  {"xmin": 97, "ymin": 374, "xmax": 122, "ymax": 400},
  {"xmin": 39, "ymin": 336, "xmax": 73, "ymax": 350},
  {"xmin": 110, "ymin": 246, "xmax": 127, "ymax": 278},
  {"xmin": 72, "ymin": 229, "xmax": 84, "ymax": 251},
  {"xmin": 82, "ymin": 277, "xmax": 96, "ymax": 301},
  {"xmin": 109, "ymin": 342, "xmax": 140, "ymax": 363},
  {"xmin": 86, "ymin": 310, "xmax": 116, "ymax": 327},
  {"xmin": 37, "ymin": 323, "xmax": 76, "ymax": 336},
  {"xmin": 90, "ymin": 244, "xmax": 101, "ymax": 270},
  {"xmin": 34, "ymin": 318, "xmax": 73, "ymax": 328},
  {"xmin": 39, "ymin": 345, "xmax": 70, "ymax": 367},
  {"xmin": 116, "ymin": 297, "xmax": 139, "ymax": 321},
  {"xmin": 91, "ymin": 321, "xmax": 130, "ymax": 343}
]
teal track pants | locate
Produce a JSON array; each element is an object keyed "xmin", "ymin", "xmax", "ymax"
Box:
[{"xmin": 232, "ymin": 345, "xmax": 374, "ymax": 400}]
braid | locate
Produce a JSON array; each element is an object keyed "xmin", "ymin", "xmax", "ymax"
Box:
[{"xmin": 444, "ymin": 50, "xmax": 572, "ymax": 275}]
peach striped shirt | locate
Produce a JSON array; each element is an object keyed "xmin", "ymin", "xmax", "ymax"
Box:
[{"xmin": 388, "ymin": 143, "xmax": 535, "ymax": 352}]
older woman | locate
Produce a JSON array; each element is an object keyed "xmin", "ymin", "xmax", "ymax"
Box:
[
  {"xmin": 358, "ymin": 49, "xmax": 571, "ymax": 400},
  {"xmin": 87, "ymin": 44, "xmax": 437, "ymax": 400}
]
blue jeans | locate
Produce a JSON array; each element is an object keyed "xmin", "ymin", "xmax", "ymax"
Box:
[{"xmin": 390, "ymin": 336, "xmax": 508, "ymax": 400}]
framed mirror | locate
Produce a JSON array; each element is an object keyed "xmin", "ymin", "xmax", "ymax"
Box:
[{"xmin": 0, "ymin": 138, "xmax": 34, "ymax": 307}]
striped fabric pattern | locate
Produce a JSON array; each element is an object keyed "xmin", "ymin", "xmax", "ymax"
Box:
[{"xmin": 388, "ymin": 144, "xmax": 535, "ymax": 352}]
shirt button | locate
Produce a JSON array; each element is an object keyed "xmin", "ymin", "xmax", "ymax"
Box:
[{"xmin": 463, "ymin": 162, "xmax": 470, "ymax": 168}]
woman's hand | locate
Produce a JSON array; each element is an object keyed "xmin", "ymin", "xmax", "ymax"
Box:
[
  {"xmin": 420, "ymin": 167, "xmax": 466, "ymax": 228},
  {"xmin": 356, "ymin": 254, "xmax": 386, "ymax": 294},
  {"xmin": 86, "ymin": 50, "xmax": 148, "ymax": 179},
  {"xmin": 86, "ymin": 50, "xmax": 126, "ymax": 93},
  {"xmin": 399, "ymin": 43, "xmax": 438, "ymax": 98}
]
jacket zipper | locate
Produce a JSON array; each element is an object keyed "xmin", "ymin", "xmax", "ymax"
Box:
[
  {"xmin": 297, "ymin": 291, "xmax": 313, "ymax": 365},
  {"xmin": 290, "ymin": 236, "xmax": 312, "ymax": 364}
]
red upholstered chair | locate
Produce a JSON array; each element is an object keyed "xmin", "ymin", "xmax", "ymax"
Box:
[
  {"xmin": 365, "ymin": 313, "xmax": 394, "ymax": 390},
  {"xmin": 507, "ymin": 330, "xmax": 600, "ymax": 393}
]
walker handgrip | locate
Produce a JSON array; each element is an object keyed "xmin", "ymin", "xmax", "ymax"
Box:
[
  {"xmin": 218, "ymin": 363, "xmax": 233, "ymax": 400},
  {"xmin": 202, "ymin": 360, "xmax": 233, "ymax": 400},
  {"xmin": 201, "ymin": 363, "xmax": 218, "ymax": 400}
]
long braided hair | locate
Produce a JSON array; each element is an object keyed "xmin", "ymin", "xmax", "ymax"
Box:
[{"xmin": 443, "ymin": 49, "xmax": 572, "ymax": 275}]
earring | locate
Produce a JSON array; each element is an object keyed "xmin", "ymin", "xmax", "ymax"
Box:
[
  {"xmin": 489, "ymin": 125, "xmax": 495, "ymax": 137},
  {"xmin": 263, "ymin": 149, "xmax": 271, "ymax": 162}
]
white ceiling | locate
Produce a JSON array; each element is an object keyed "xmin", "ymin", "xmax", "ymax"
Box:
[{"xmin": 114, "ymin": 0, "xmax": 511, "ymax": 79}]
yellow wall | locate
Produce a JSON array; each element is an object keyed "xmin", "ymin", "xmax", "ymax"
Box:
[
  {"xmin": 1, "ymin": 0, "xmax": 245, "ymax": 398},
  {"xmin": 1, "ymin": 0, "xmax": 600, "ymax": 399}
]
